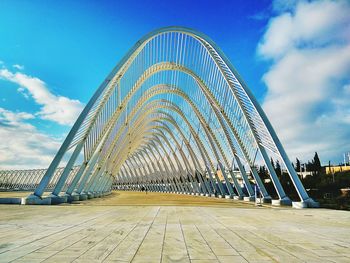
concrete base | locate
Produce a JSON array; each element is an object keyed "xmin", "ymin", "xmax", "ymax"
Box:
[
  {"xmin": 233, "ymin": 196, "xmax": 243, "ymax": 200},
  {"xmin": 293, "ymin": 198, "xmax": 320, "ymax": 209},
  {"xmin": 191, "ymin": 193, "xmax": 195, "ymax": 195},
  {"xmin": 67, "ymin": 193, "xmax": 80, "ymax": 202},
  {"xmin": 225, "ymin": 195, "xmax": 233, "ymax": 199},
  {"xmin": 262, "ymin": 196, "xmax": 272, "ymax": 203},
  {"xmin": 218, "ymin": 195, "xmax": 223, "ymax": 198},
  {"xmin": 21, "ymin": 194, "xmax": 51, "ymax": 205},
  {"xmin": 272, "ymin": 197, "xmax": 292, "ymax": 206},
  {"xmin": 0, "ymin": 197, "xmax": 21, "ymax": 204},
  {"xmin": 205, "ymin": 194, "xmax": 210, "ymax": 197},
  {"xmin": 243, "ymin": 196, "xmax": 255, "ymax": 202},
  {"xmin": 79, "ymin": 194, "xmax": 88, "ymax": 201},
  {"xmin": 200, "ymin": 193, "xmax": 205, "ymax": 196},
  {"xmin": 306, "ymin": 198, "xmax": 320, "ymax": 208},
  {"xmin": 195, "ymin": 193, "xmax": 199, "ymax": 196},
  {"xmin": 87, "ymin": 193, "xmax": 94, "ymax": 199},
  {"xmin": 49, "ymin": 194, "xmax": 68, "ymax": 205},
  {"xmin": 292, "ymin": 201, "xmax": 308, "ymax": 209},
  {"xmin": 211, "ymin": 194, "xmax": 216, "ymax": 198}
]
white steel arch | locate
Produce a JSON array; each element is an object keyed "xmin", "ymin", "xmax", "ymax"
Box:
[{"xmin": 20, "ymin": 26, "xmax": 318, "ymax": 207}]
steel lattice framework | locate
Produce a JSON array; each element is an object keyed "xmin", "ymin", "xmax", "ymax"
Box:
[{"xmin": 16, "ymin": 27, "xmax": 317, "ymax": 207}]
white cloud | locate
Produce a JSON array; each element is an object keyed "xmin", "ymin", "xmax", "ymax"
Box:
[
  {"xmin": 258, "ymin": 0, "xmax": 350, "ymax": 163},
  {"xmin": 13, "ymin": 64, "xmax": 24, "ymax": 70},
  {"xmin": 0, "ymin": 67, "xmax": 84, "ymax": 125},
  {"xmin": 0, "ymin": 107, "xmax": 62, "ymax": 169},
  {"xmin": 0, "ymin": 107, "xmax": 34, "ymax": 125}
]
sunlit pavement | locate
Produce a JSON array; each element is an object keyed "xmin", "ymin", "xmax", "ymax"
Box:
[{"xmin": 0, "ymin": 191, "xmax": 349, "ymax": 263}]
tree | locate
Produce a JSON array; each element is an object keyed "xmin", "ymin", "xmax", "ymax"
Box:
[
  {"xmin": 275, "ymin": 160, "xmax": 282, "ymax": 178},
  {"xmin": 296, "ymin": 158, "xmax": 301, "ymax": 172},
  {"xmin": 270, "ymin": 158, "xmax": 275, "ymax": 170},
  {"xmin": 258, "ymin": 165, "xmax": 268, "ymax": 180},
  {"xmin": 313, "ymin": 152, "xmax": 322, "ymax": 175},
  {"xmin": 306, "ymin": 161, "xmax": 313, "ymax": 172}
]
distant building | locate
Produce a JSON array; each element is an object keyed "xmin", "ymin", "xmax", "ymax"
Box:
[
  {"xmin": 216, "ymin": 169, "xmax": 244, "ymax": 184},
  {"xmin": 325, "ymin": 165, "xmax": 350, "ymax": 174},
  {"xmin": 297, "ymin": 171, "xmax": 313, "ymax": 179}
]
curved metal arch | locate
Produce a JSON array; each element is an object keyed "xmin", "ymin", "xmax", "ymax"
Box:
[
  {"xmin": 69, "ymin": 76, "xmax": 269, "ymax": 198},
  {"xmin": 108, "ymin": 105, "xmax": 208, "ymax": 179},
  {"xmin": 96, "ymin": 100, "xmax": 199, "ymax": 176},
  {"xmin": 27, "ymin": 27, "xmax": 318, "ymax": 206},
  {"xmin": 110, "ymin": 69, "xmax": 279, "ymax": 198},
  {"xmin": 138, "ymin": 146, "xmax": 169, "ymax": 188},
  {"xmin": 147, "ymin": 137, "xmax": 191, "ymax": 190},
  {"xmin": 103, "ymin": 65, "xmax": 243, "ymax": 167},
  {"xmin": 152, "ymin": 130, "xmax": 211, "ymax": 194},
  {"xmin": 132, "ymin": 150, "xmax": 170, "ymax": 191},
  {"xmin": 107, "ymin": 110, "xmax": 226, "ymax": 196},
  {"xmin": 98, "ymin": 82, "xmax": 226, "ymax": 176},
  {"xmin": 106, "ymin": 114, "xmax": 198, "ymax": 193},
  {"xmin": 111, "ymin": 122, "xmax": 187, "ymax": 181},
  {"xmin": 55, "ymin": 78, "xmax": 250, "ymax": 198},
  {"xmin": 74, "ymin": 97, "xmax": 247, "ymax": 198}
]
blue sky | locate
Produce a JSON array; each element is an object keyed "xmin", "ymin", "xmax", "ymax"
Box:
[{"xmin": 0, "ymin": 0, "xmax": 349, "ymax": 169}]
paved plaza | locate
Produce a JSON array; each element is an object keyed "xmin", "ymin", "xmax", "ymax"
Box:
[{"xmin": 0, "ymin": 191, "xmax": 349, "ymax": 263}]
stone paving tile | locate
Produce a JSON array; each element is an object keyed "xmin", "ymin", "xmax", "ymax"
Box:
[
  {"xmin": 161, "ymin": 223, "xmax": 189, "ymax": 263},
  {"xmin": 216, "ymin": 255, "xmax": 248, "ymax": 263},
  {"xmin": 0, "ymin": 191, "xmax": 349, "ymax": 263},
  {"xmin": 181, "ymin": 224, "xmax": 217, "ymax": 260}
]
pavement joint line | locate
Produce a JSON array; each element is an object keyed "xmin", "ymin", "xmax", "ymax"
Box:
[
  {"xmin": 129, "ymin": 207, "xmax": 161, "ymax": 263},
  {"xmin": 6, "ymin": 209, "xmax": 116, "ymax": 262},
  {"xmin": 30, "ymin": 233, "xmax": 90, "ymax": 263},
  {"xmin": 178, "ymin": 210, "xmax": 191, "ymax": 262},
  {"xmin": 194, "ymin": 222, "xmax": 220, "ymax": 262},
  {"xmin": 1, "ymin": 191, "xmax": 350, "ymax": 262},
  {"xmin": 159, "ymin": 209, "xmax": 168, "ymax": 263},
  {"xmin": 198, "ymin": 206, "xmax": 262, "ymax": 263},
  {"xmin": 2, "ymin": 217, "xmax": 88, "ymax": 255},
  {"xmin": 100, "ymin": 207, "xmax": 158, "ymax": 262},
  {"xmin": 199, "ymin": 206, "xmax": 318, "ymax": 263},
  {"xmin": 52, "ymin": 210, "xmax": 142, "ymax": 263},
  {"xmin": 292, "ymin": 221, "xmax": 350, "ymax": 247},
  {"xmin": 10, "ymin": 214, "xmax": 108, "ymax": 261},
  {"xmin": 243, "ymin": 228, "xmax": 299, "ymax": 260},
  {"xmin": 71, "ymin": 209, "xmax": 145, "ymax": 262}
]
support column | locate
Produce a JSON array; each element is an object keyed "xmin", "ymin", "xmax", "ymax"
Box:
[
  {"xmin": 234, "ymin": 155, "xmax": 254, "ymax": 197},
  {"xmin": 51, "ymin": 142, "xmax": 84, "ymax": 196},
  {"xmin": 217, "ymin": 161, "xmax": 236, "ymax": 198},
  {"xmin": 260, "ymin": 147, "xmax": 291, "ymax": 206}
]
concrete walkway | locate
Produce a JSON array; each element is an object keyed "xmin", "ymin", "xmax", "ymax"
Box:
[{"xmin": 0, "ymin": 191, "xmax": 349, "ymax": 263}]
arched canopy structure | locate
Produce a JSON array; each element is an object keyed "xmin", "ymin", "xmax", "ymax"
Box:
[{"xmin": 24, "ymin": 26, "xmax": 318, "ymax": 207}]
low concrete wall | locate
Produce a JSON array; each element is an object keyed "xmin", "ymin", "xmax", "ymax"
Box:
[{"xmin": 0, "ymin": 197, "xmax": 22, "ymax": 204}]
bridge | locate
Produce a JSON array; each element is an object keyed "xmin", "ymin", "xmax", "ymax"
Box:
[{"xmin": 0, "ymin": 27, "xmax": 318, "ymax": 208}]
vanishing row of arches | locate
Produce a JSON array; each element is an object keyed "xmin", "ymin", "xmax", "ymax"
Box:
[{"xmin": 10, "ymin": 27, "xmax": 317, "ymax": 207}]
